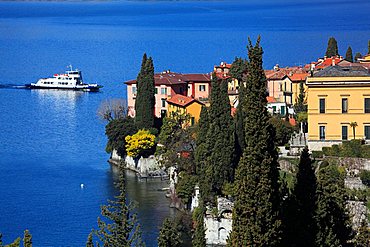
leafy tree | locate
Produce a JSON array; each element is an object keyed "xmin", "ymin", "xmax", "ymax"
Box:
[
  {"xmin": 269, "ymin": 116, "xmax": 294, "ymax": 146},
  {"xmin": 355, "ymin": 52, "xmax": 363, "ymax": 62},
  {"xmin": 283, "ymin": 147, "xmax": 317, "ymax": 247},
  {"xmin": 228, "ymin": 37, "xmax": 281, "ymax": 246},
  {"xmin": 90, "ymin": 169, "xmax": 144, "ymax": 247},
  {"xmin": 354, "ymin": 220, "xmax": 370, "ymax": 247},
  {"xmin": 201, "ymin": 76, "xmax": 235, "ymax": 203},
  {"xmin": 315, "ymin": 163, "xmax": 352, "ymax": 246},
  {"xmin": 345, "ymin": 46, "xmax": 354, "ymax": 62},
  {"xmin": 105, "ymin": 117, "xmax": 138, "ymax": 157},
  {"xmin": 125, "ymin": 129, "xmax": 156, "ymax": 158},
  {"xmin": 192, "ymin": 205, "xmax": 206, "ymax": 247},
  {"xmin": 135, "ymin": 53, "xmax": 155, "ymax": 130},
  {"xmin": 325, "ymin": 37, "xmax": 339, "ymax": 57},
  {"xmin": 158, "ymin": 111, "xmax": 196, "ymax": 173},
  {"xmin": 157, "ymin": 218, "xmax": 182, "ymax": 247},
  {"xmin": 23, "ymin": 230, "xmax": 32, "ymax": 247}
]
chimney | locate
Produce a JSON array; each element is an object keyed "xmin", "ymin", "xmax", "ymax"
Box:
[
  {"xmin": 332, "ymin": 58, "xmax": 335, "ymax": 66},
  {"xmin": 273, "ymin": 64, "xmax": 280, "ymax": 71}
]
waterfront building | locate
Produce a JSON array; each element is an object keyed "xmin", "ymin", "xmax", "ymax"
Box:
[
  {"xmin": 358, "ymin": 54, "xmax": 370, "ymax": 63},
  {"xmin": 166, "ymin": 94, "xmax": 204, "ymax": 125},
  {"xmin": 306, "ymin": 65, "xmax": 370, "ymax": 151},
  {"xmin": 125, "ymin": 71, "xmax": 210, "ymax": 118},
  {"xmin": 289, "ymin": 72, "xmax": 309, "ymax": 105},
  {"xmin": 265, "ymin": 65, "xmax": 294, "ymax": 106}
]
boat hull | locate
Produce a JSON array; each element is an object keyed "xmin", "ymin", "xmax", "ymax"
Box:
[{"xmin": 25, "ymin": 84, "xmax": 101, "ymax": 92}]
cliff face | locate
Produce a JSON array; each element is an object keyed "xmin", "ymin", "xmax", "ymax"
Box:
[{"xmin": 110, "ymin": 149, "xmax": 166, "ymax": 178}]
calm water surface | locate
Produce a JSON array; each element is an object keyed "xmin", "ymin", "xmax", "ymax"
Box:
[{"xmin": 0, "ymin": 0, "xmax": 370, "ymax": 246}]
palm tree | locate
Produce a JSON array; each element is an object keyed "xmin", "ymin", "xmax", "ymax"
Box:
[{"xmin": 350, "ymin": 122, "xmax": 358, "ymax": 140}]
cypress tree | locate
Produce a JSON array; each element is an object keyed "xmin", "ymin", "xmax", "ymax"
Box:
[
  {"xmin": 86, "ymin": 232, "xmax": 94, "ymax": 247},
  {"xmin": 195, "ymin": 106, "xmax": 210, "ymax": 183},
  {"xmin": 230, "ymin": 57, "xmax": 248, "ymax": 156},
  {"xmin": 315, "ymin": 163, "xmax": 352, "ymax": 247},
  {"xmin": 157, "ymin": 218, "xmax": 182, "ymax": 247},
  {"xmin": 345, "ymin": 46, "xmax": 354, "ymax": 62},
  {"xmin": 325, "ymin": 37, "xmax": 339, "ymax": 57},
  {"xmin": 228, "ymin": 37, "xmax": 281, "ymax": 246},
  {"xmin": 283, "ymin": 147, "xmax": 316, "ymax": 247},
  {"xmin": 355, "ymin": 52, "xmax": 363, "ymax": 62},
  {"xmin": 23, "ymin": 230, "xmax": 32, "ymax": 247},
  {"xmin": 135, "ymin": 53, "xmax": 155, "ymax": 130},
  {"xmin": 368, "ymin": 40, "xmax": 370, "ymax": 54},
  {"xmin": 192, "ymin": 204, "xmax": 206, "ymax": 247},
  {"xmin": 0, "ymin": 233, "xmax": 2, "ymax": 247},
  {"xmin": 202, "ymin": 76, "xmax": 235, "ymax": 202},
  {"xmin": 91, "ymin": 169, "xmax": 144, "ymax": 247}
]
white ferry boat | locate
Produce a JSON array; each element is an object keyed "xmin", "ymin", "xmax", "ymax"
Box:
[{"xmin": 26, "ymin": 66, "xmax": 102, "ymax": 92}]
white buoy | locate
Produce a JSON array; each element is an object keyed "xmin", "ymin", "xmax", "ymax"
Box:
[{"xmin": 80, "ymin": 183, "xmax": 84, "ymax": 189}]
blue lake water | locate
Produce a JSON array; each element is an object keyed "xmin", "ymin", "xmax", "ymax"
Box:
[{"xmin": 0, "ymin": 0, "xmax": 369, "ymax": 246}]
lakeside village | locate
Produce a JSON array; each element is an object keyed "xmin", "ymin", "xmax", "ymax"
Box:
[
  {"xmin": 2, "ymin": 37, "xmax": 370, "ymax": 246},
  {"xmin": 103, "ymin": 37, "xmax": 370, "ymax": 247}
]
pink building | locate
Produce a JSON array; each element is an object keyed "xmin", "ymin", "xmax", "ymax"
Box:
[{"xmin": 125, "ymin": 71, "xmax": 210, "ymax": 118}]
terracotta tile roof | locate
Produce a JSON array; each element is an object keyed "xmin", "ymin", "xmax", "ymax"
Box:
[
  {"xmin": 266, "ymin": 96, "xmax": 276, "ymax": 103},
  {"xmin": 289, "ymin": 73, "xmax": 309, "ymax": 82},
  {"xmin": 166, "ymin": 94, "xmax": 203, "ymax": 107},
  {"xmin": 124, "ymin": 72, "xmax": 210, "ymax": 85},
  {"xmin": 265, "ymin": 70, "xmax": 288, "ymax": 80},
  {"xmin": 183, "ymin": 74, "xmax": 211, "ymax": 82}
]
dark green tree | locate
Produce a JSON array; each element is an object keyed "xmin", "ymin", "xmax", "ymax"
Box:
[
  {"xmin": 283, "ymin": 147, "xmax": 317, "ymax": 247},
  {"xmin": 315, "ymin": 163, "xmax": 352, "ymax": 247},
  {"xmin": 105, "ymin": 117, "xmax": 138, "ymax": 157},
  {"xmin": 228, "ymin": 37, "xmax": 281, "ymax": 246},
  {"xmin": 269, "ymin": 116, "xmax": 294, "ymax": 146},
  {"xmin": 86, "ymin": 233, "xmax": 94, "ymax": 247},
  {"xmin": 201, "ymin": 76, "xmax": 235, "ymax": 203},
  {"xmin": 229, "ymin": 57, "xmax": 248, "ymax": 83},
  {"xmin": 90, "ymin": 169, "xmax": 144, "ymax": 247},
  {"xmin": 157, "ymin": 218, "xmax": 182, "ymax": 247},
  {"xmin": 135, "ymin": 53, "xmax": 155, "ymax": 130},
  {"xmin": 325, "ymin": 37, "xmax": 339, "ymax": 57},
  {"xmin": 345, "ymin": 46, "xmax": 354, "ymax": 62},
  {"xmin": 294, "ymin": 81, "xmax": 307, "ymax": 114},
  {"xmin": 23, "ymin": 230, "xmax": 32, "ymax": 247},
  {"xmin": 368, "ymin": 40, "xmax": 370, "ymax": 54},
  {"xmin": 0, "ymin": 233, "xmax": 2, "ymax": 247},
  {"xmin": 354, "ymin": 220, "xmax": 370, "ymax": 247},
  {"xmin": 230, "ymin": 57, "xmax": 248, "ymax": 155},
  {"xmin": 355, "ymin": 52, "xmax": 363, "ymax": 62},
  {"xmin": 195, "ymin": 106, "xmax": 210, "ymax": 175},
  {"xmin": 192, "ymin": 204, "xmax": 206, "ymax": 247}
]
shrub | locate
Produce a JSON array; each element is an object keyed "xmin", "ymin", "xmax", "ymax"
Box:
[
  {"xmin": 312, "ymin": 151, "xmax": 323, "ymax": 159},
  {"xmin": 360, "ymin": 170, "xmax": 370, "ymax": 187}
]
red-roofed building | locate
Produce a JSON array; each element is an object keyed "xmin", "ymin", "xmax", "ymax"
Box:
[
  {"xmin": 166, "ymin": 94, "xmax": 204, "ymax": 125},
  {"xmin": 125, "ymin": 71, "xmax": 210, "ymax": 118}
]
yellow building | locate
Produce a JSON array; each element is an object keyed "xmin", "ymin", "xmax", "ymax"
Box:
[
  {"xmin": 289, "ymin": 72, "xmax": 308, "ymax": 105},
  {"xmin": 306, "ymin": 66, "xmax": 370, "ymax": 151},
  {"xmin": 166, "ymin": 94, "xmax": 204, "ymax": 125}
]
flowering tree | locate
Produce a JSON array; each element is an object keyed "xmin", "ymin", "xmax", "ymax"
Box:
[{"xmin": 125, "ymin": 130, "xmax": 155, "ymax": 158}]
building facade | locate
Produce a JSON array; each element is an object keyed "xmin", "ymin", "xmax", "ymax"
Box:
[{"xmin": 306, "ymin": 66, "xmax": 370, "ymax": 151}]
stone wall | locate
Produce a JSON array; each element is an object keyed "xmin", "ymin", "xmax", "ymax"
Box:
[
  {"xmin": 308, "ymin": 140, "xmax": 342, "ymax": 151},
  {"xmin": 110, "ymin": 149, "xmax": 166, "ymax": 177}
]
